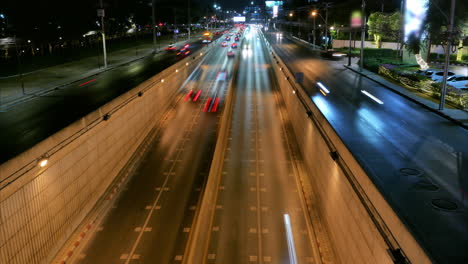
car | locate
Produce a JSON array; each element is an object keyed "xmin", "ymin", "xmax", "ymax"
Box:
[
  {"xmin": 165, "ymin": 44, "xmax": 177, "ymax": 51},
  {"xmin": 221, "ymin": 41, "xmax": 228, "ymax": 47},
  {"xmin": 416, "ymin": 68, "xmax": 440, "ymax": 78},
  {"xmin": 431, "ymin": 71, "xmax": 456, "ymax": 82},
  {"xmin": 231, "ymin": 43, "xmax": 237, "ymax": 49},
  {"xmin": 227, "ymin": 50, "xmax": 235, "ymax": 57},
  {"xmin": 235, "ymin": 37, "xmax": 240, "ymax": 41},
  {"xmin": 447, "ymin": 75, "xmax": 468, "ymax": 92},
  {"xmin": 176, "ymin": 47, "xmax": 190, "ymax": 56},
  {"xmin": 225, "ymin": 36, "xmax": 231, "ymax": 41},
  {"xmin": 320, "ymin": 49, "xmax": 346, "ymax": 59},
  {"xmin": 202, "ymin": 39, "xmax": 211, "ymax": 43}
]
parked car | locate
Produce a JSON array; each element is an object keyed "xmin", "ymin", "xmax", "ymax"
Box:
[
  {"xmin": 415, "ymin": 68, "xmax": 439, "ymax": 77},
  {"xmin": 431, "ymin": 71, "xmax": 456, "ymax": 82},
  {"xmin": 447, "ymin": 75, "xmax": 468, "ymax": 93},
  {"xmin": 320, "ymin": 49, "xmax": 346, "ymax": 60}
]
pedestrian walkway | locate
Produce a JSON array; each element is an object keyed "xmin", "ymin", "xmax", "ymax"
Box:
[
  {"xmin": 0, "ymin": 35, "xmax": 194, "ymax": 107},
  {"xmin": 345, "ymin": 64, "xmax": 468, "ymax": 128}
]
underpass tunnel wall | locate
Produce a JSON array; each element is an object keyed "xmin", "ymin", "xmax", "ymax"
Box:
[
  {"xmin": 265, "ymin": 43, "xmax": 431, "ymax": 263},
  {"xmin": 0, "ymin": 50, "xmax": 208, "ymax": 264}
]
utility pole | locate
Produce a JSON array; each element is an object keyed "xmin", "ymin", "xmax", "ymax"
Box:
[
  {"xmin": 439, "ymin": 0, "xmax": 456, "ymax": 110},
  {"xmin": 313, "ymin": 13, "xmax": 316, "ymax": 48},
  {"xmin": 152, "ymin": 0, "xmax": 157, "ymax": 53},
  {"xmin": 324, "ymin": 4, "xmax": 329, "ymax": 49},
  {"xmin": 359, "ymin": 0, "xmax": 366, "ymax": 71},
  {"xmin": 188, "ymin": 0, "xmax": 191, "ymax": 41},
  {"xmin": 98, "ymin": 0, "xmax": 107, "ymax": 68},
  {"xmin": 348, "ymin": 30, "xmax": 352, "ymax": 66},
  {"xmin": 398, "ymin": 0, "xmax": 405, "ymax": 58}
]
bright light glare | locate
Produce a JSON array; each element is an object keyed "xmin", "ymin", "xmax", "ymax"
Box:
[
  {"xmin": 283, "ymin": 214, "xmax": 298, "ymax": 264},
  {"xmin": 361, "ymin": 90, "xmax": 384, "ymax": 104},
  {"xmin": 39, "ymin": 158, "xmax": 48, "ymax": 167},
  {"xmin": 317, "ymin": 82, "xmax": 330, "ymax": 94}
]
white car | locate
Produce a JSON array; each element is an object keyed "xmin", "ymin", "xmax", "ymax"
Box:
[
  {"xmin": 431, "ymin": 71, "xmax": 456, "ymax": 82},
  {"xmin": 447, "ymin": 75, "xmax": 468, "ymax": 93}
]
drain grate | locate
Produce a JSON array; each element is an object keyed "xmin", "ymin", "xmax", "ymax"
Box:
[
  {"xmin": 399, "ymin": 168, "xmax": 423, "ymax": 177},
  {"xmin": 431, "ymin": 199, "xmax": 458, "ymax": 211}
]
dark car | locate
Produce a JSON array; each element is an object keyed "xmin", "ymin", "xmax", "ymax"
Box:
[{"xmin": 320, "ymin": 49, "xmax": 346, "ymax": 60}]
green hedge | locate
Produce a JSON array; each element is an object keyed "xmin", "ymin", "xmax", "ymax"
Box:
[
  {"xmin": 378, "ymin": 64, "xmax": 467, "ymax": 109},
  {"xmin": 429, "ymin": 53, "xmax": 468, "ymax": 64}
]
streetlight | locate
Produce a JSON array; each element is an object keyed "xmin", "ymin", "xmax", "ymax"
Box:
[
  {"xmin": 151, "ymin": 0, "xmax": 158, "ymax": 53},
  {"xmin": 311, "ymin": 11, "xmax": 317, "ymax": 48}
]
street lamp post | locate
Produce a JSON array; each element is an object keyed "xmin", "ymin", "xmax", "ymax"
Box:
[
  {"xmin": 360, "ymin": 0, "xmax": 366, "ymax": 71},
  {"xmin": 311, "ymin": 11, "xmax": 317, "ymax": 48},
  {"xmin": 187, "ymin": 0, "xmax": 191, "ymax": 41},
  {"xmin": 439, "ymin": 0, "xmax": 456, "ymax": 110},
  {"xmin": 151, "ymin": 0, "xmax": 157, "ymax": 53},
  {"xmin": 98, "ymin": 0, "xmax": 108, "ymax": 68}
]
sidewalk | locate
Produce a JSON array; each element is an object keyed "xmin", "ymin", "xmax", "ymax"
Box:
[
  {"xmin": 344, "ymin": 64, "xmax": 468, "ymax": 129},
  {"xmin": 0, "ymin": 35, "xmax": 196, "ymax": 108}
]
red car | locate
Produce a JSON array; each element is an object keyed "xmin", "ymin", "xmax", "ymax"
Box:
[
  {"xmin": 231, "ymin": 43, "xmax": 237, "ymax": 49},
  {"xmin": 227, "ymin": 50, "xmax": 235, "ymax": 57},
  {"xmin": 165, "ymin": 44, "xmax": 177, "ymax": 51}
]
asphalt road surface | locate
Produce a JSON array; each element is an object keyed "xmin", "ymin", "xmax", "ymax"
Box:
[
  {"xmin": 0, "ymin": 36, "xmax": 219, "ymax": 164},
  {"xmin": 266, "ymin": 31, "xmax": 468, "ymax": 264},
  {"xmin": 74, "ymin": 30, "xmax": 237, "ymax": 264},
  {"xmin": 203, "ymin": 26, "xmax": 324, "ymax": 264}
]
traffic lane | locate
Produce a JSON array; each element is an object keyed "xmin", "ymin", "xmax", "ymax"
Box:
[
  {"xmin": 131, "ymin": 40, "xmax": 237, "ymax": 262},
  {"xmin": 206, "ymin": 27, "xmax": 315, "ymax": 263},
  {"xmin": 0, "ymin": 37, "xmax": 208, "ymax": 164},
  {"xmin": 77, "ymin": 96, "xmax": 203, "ymax": 264},
  {"xmin": 270, "ymin": 34, "xmax": 467, "ymax": 197},
  {"xmin": 268, "ymin": 33, "xmax": 468, "ymax": 263},
  {"xmin": 77, "ymin": 45, "xmax": 233, "ymax": 263},
  {"xmin": 131, "ymin": 41, "xmax": 237, "ymax": 262}
]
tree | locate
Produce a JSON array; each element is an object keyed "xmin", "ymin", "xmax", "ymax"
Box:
[
  {"xmin": 367, "ymin": 11, "xmax": 401, "ymax": 48},
  {"xmin": 422, "ymin": 0, "xmax": 468, "ymax": 61}
]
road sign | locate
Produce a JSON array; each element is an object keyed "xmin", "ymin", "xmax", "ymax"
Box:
[{"xmin": 97, "ymin": 9, "xmax": 105, "ymax": 17}]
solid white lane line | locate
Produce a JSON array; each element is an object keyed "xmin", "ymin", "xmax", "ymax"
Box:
[
  {"xmin": 283, "ymin": 214, "xmax": 298, "ymax": 264},
  {"xmin": 361, "ymin": 90, "xmax": 384, "ymax": 104}
]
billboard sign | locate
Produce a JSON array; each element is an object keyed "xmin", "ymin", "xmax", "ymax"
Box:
[
  {"xmin": 233, "ymin": 16, "xmax": 246, "ymax": 22},
  {"xmin": 350, "ymin": 10, "xmax": 362, "ymax": 28},
  {"xmin": 265, "ymin": 1, "xmax": 283, "ymax": 8}
]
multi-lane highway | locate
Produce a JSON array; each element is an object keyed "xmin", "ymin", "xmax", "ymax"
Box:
[
  {"xmin": 266, "ymin": 32, "xmax": 468, "ymax": 264},
  {"xmin": 203, "ymin": 26, "xmax": 325, "ymax": 264},
  {"xmin": 74, "ymin": 30, "xmax": 236, "ymax": 264},
  {"xmin": 0, "ymin": 36, "xmax": 218, "ymax": 164},
  {"xmin": 73, "ymin": 26, "xmax": 329, "ymax": 264}
]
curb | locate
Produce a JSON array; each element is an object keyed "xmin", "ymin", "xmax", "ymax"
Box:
[
  {"xmin": 344, "ymin": 65, "xmax": 467, "ymax": 130},
  {"xmin": 60, "ymin": 223, "xmax": 93, "ymax": 264}
]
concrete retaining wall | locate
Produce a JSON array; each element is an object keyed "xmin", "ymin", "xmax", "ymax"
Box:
[
  {"xmin": 263, "ymin": 33, "xmax": 432, "ymax": 264},
  {"xmin": 0, "ymin": 48, "xmax": 210, "ymax": 264},
  {"xmin": 332, "ymin": 39, "xmax": 467, "ymax": 56}
]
